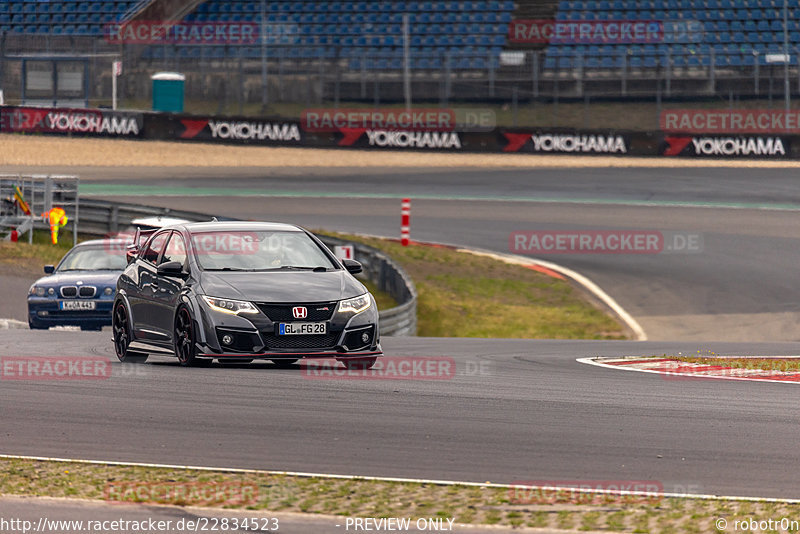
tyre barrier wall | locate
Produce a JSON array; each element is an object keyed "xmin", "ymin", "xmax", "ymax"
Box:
[
  {"xmin": 79, "ymin": 198, "xmax": 417, "ymax": 337},
  {"xmin": 1, "ymin": 105, "xmax": 798, "ymax": 159}
]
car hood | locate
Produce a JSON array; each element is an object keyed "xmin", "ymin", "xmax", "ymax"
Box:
[
  {"xmin": 34, "ymin": 271, "xmax": 121, "ymax": 287},
  {"xmin": 199, "ymin": 270, "xmax": 367, "ymax": 303}
]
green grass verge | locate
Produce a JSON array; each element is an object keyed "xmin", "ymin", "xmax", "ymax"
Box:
[
  {"xmin": 323, "ymin": 233, "xmax": 627, "ymax": 339},
  {"xmin": 0, "ymin": 230, "xmax": 81, "ymax": 273},
  {"xmin": 1, "ymin": 458, "xmax": 798, "ymax": 533}
]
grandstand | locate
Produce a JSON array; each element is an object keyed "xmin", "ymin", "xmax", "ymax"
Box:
[
  {"xmin": 545, "ymin": 0, "xmax": 800, "ymax": 71},
  {"xmin": 160, "ymin": 0, "xmax": 515, "ymax": 70},
  {"xmin": 2, "ymin": 0, "xmax": 796, "ymax": 70},
  {"xmin": 1, "ymin": 0, "xmax": 799, "ymax": 105},
  {"xmin": 0, "ymin": 1, "xmax": 138, "ymax": 36}
]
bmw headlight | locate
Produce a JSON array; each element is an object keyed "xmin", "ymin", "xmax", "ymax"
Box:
[
  {"xmin": 104, "ymin": 287, "xmax": 114, "ymax": 296},
  {"xmin": 29, "ymin": 286, "xmax": 45, "ymax": 297},
  {"xmin": 337, "ymin": 293, "xmax": 372, "ymax": 315},
  {"xmin": 202, "ymin": 295, "xmax": 259, "ymax": 315}
]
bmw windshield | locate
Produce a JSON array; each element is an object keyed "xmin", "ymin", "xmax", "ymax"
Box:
[
  {"xmin": 189, "ymin": 230, "xmax": 338, "ymax": 271},
  {"xmin": 57, "ymin": 246, "xmax": 128, "ymax": 272}
]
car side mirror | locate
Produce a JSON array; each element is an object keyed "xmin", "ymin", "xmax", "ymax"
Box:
[
  {"xmin": 126, "ymin": 245, "xmax": 138, "ymax": 264},
  {"xmin": 44, "ymin": 265, "xmax": 55, "ymax": 274},
  {"xmin": 342, "ymin": 258, "xmax": 362, "ymax": 275},
  {"xmin": 157, "ymin": 261, "xmax": 186, "ymax": 278}
]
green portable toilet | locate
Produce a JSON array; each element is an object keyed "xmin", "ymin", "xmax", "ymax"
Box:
[{"xmin": 152, "ymin": 72, "xmax": 185, "ymax": 112}]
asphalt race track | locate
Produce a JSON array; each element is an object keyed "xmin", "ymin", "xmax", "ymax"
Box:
[
  {"xmin": 60, "ymin": 164, "xmax": 800, "ymax": 342},
  {"xmin": 3, "ymin": 331, "xmax": 800, "ymax": 500},
  {"xmin": 4, "ymin": 163, "xmax": 800, "ymax": 510}
]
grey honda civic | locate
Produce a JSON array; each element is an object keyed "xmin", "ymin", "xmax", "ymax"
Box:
[{"xmin": 112, "ymin": 221, "xmax": 382, "ymax": 368}]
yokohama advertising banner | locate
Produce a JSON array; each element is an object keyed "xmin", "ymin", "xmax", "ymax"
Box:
[
  {"xmin": 0, "ymin": 106, "xmax": 142, "ymax": 137},
  {"xmin": 333, "ymin": 128, "xmax": 464, "ymax": 150},
  {"xmin": 661, "ymin": 135, "xmax": 791, "ymax": 158},
  {"xmin": 500, "ymin": 130, "xmax": 631, "ymax": 154},
  {"xmin": 174, "ymin": 117, "xmax": 303, "ymax": 144}
]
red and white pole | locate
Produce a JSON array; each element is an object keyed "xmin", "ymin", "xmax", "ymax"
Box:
[{"xmin": 401, "ymin": 198, "xmax": 410, "ymax": 246}]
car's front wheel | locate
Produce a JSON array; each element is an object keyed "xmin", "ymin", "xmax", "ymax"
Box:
[
  {"xmin": 112, "ymin": 301, "xmax": 148, "ymax": 363},
  {"xmin": 174, "ymin": 306, "xmax": 211, "ymax": 367},
  {"xmin": 339, "ymin": 357, "xmax": 377, "ymax": 370}
]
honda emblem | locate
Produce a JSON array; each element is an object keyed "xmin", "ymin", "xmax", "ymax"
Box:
[{"xmin": 292, "ymin": 306, "xmax": 308, "ymax": 319}]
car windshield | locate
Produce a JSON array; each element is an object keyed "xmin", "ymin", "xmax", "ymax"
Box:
[
  {"xmin": 57, "ymin": 245, "xmax": 128, "ymax": 271},
  {"xmin": 189, "ymin": 230, "xmax": 337, "ymax": 271}
]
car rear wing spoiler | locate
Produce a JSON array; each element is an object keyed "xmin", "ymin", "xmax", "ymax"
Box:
[{"xmin": 126, "ymin": 227, "xmax": 157, "ymax": 263}]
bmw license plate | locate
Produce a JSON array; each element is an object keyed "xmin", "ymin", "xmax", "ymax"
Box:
[
  {"xmin": 60, "ymin": 300, "xmax": 96, "ymax": 311},
  {"xmin": 279, "ymin": 322, "xmax": 326, "ymax": 335}
]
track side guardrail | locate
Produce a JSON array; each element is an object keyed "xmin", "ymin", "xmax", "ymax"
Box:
[{"xmin": 318, "ymin": 235, "xmax": 417, "ymax": 337}]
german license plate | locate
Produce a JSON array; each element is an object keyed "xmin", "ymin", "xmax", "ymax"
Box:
[
  {"xmin": 60, "ymin": 300, "xmax": 96, "ymax": 311},
  {"xmin": 279, "ymin": 322, "xmax": 326, "ymax": 335}
]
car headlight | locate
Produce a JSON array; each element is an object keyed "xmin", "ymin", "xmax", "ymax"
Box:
[
  {"xmin": 202, "ymin": 295, "xmax": 259, "ymax": 315},
  {"xmin": 337, "ymin": 293, "xmax": 372, "ymax": 315},
  {"xmin": 104, "ymin": 287, "xmax": 114, "ymax": 296},
  {"xmin": 29, "ymin": 286, "xmax": 45, "ymax": 297}
]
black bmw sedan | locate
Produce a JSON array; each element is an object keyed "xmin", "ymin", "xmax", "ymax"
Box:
[{"xmin": 112, "ymin": 221, "xmax": 382, "ymax": 368}]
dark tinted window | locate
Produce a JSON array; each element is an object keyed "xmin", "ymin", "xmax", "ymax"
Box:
[
  {"xmin": 161, "ymin": 232, "xmax": 187, "ymax": 266},
  {"xmin": 141, "ymin": 232, "xmax": 168, "ymax": 265},
  {"xmin": 189, "ymin": 230, "xmax": 336, "ymax": 271}
]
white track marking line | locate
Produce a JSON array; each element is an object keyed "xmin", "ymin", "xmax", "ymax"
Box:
[
  {"xmin": 577, "ymin": 357, "xmax": 800, "ymax": 385},
  {"xmin": 2, "ymin": 454, "xmax": 800, "ymax": 504}
]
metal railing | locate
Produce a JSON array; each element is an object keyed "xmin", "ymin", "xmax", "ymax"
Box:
[
  {"xmin": 0, "ymin": 174, "xmax": 79, "ymax": 245},
  {"xmin": 78, "ymin": 198, "xmax": 417, "ymax": 336}
]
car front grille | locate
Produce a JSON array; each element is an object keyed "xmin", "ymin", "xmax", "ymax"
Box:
[
  {"xmin": 256, "ymin": 302, "xmax": 336, "ymax": 322},
  {"xmin": 79, "ymin": 286, "xmax": 96, "ymax": 298},
  {"xmin": 60, "ymin": 286, "xmax": 77, "ymax": 298},
  {"xmin": 262, "ymin": 333, "xmax": 340, "ymax": 350}
]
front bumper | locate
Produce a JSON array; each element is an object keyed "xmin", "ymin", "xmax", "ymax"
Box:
[
  {"xmin": 194, "ymin": 296, "xmax": 382, "ymax": 359},
  {"xmin": 27, "ymin": 298, "xmax": 113, "ymax": 328},
  {"xmin": 202, "ymin": 348, "xmax": 383, "ymax": 360}
]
